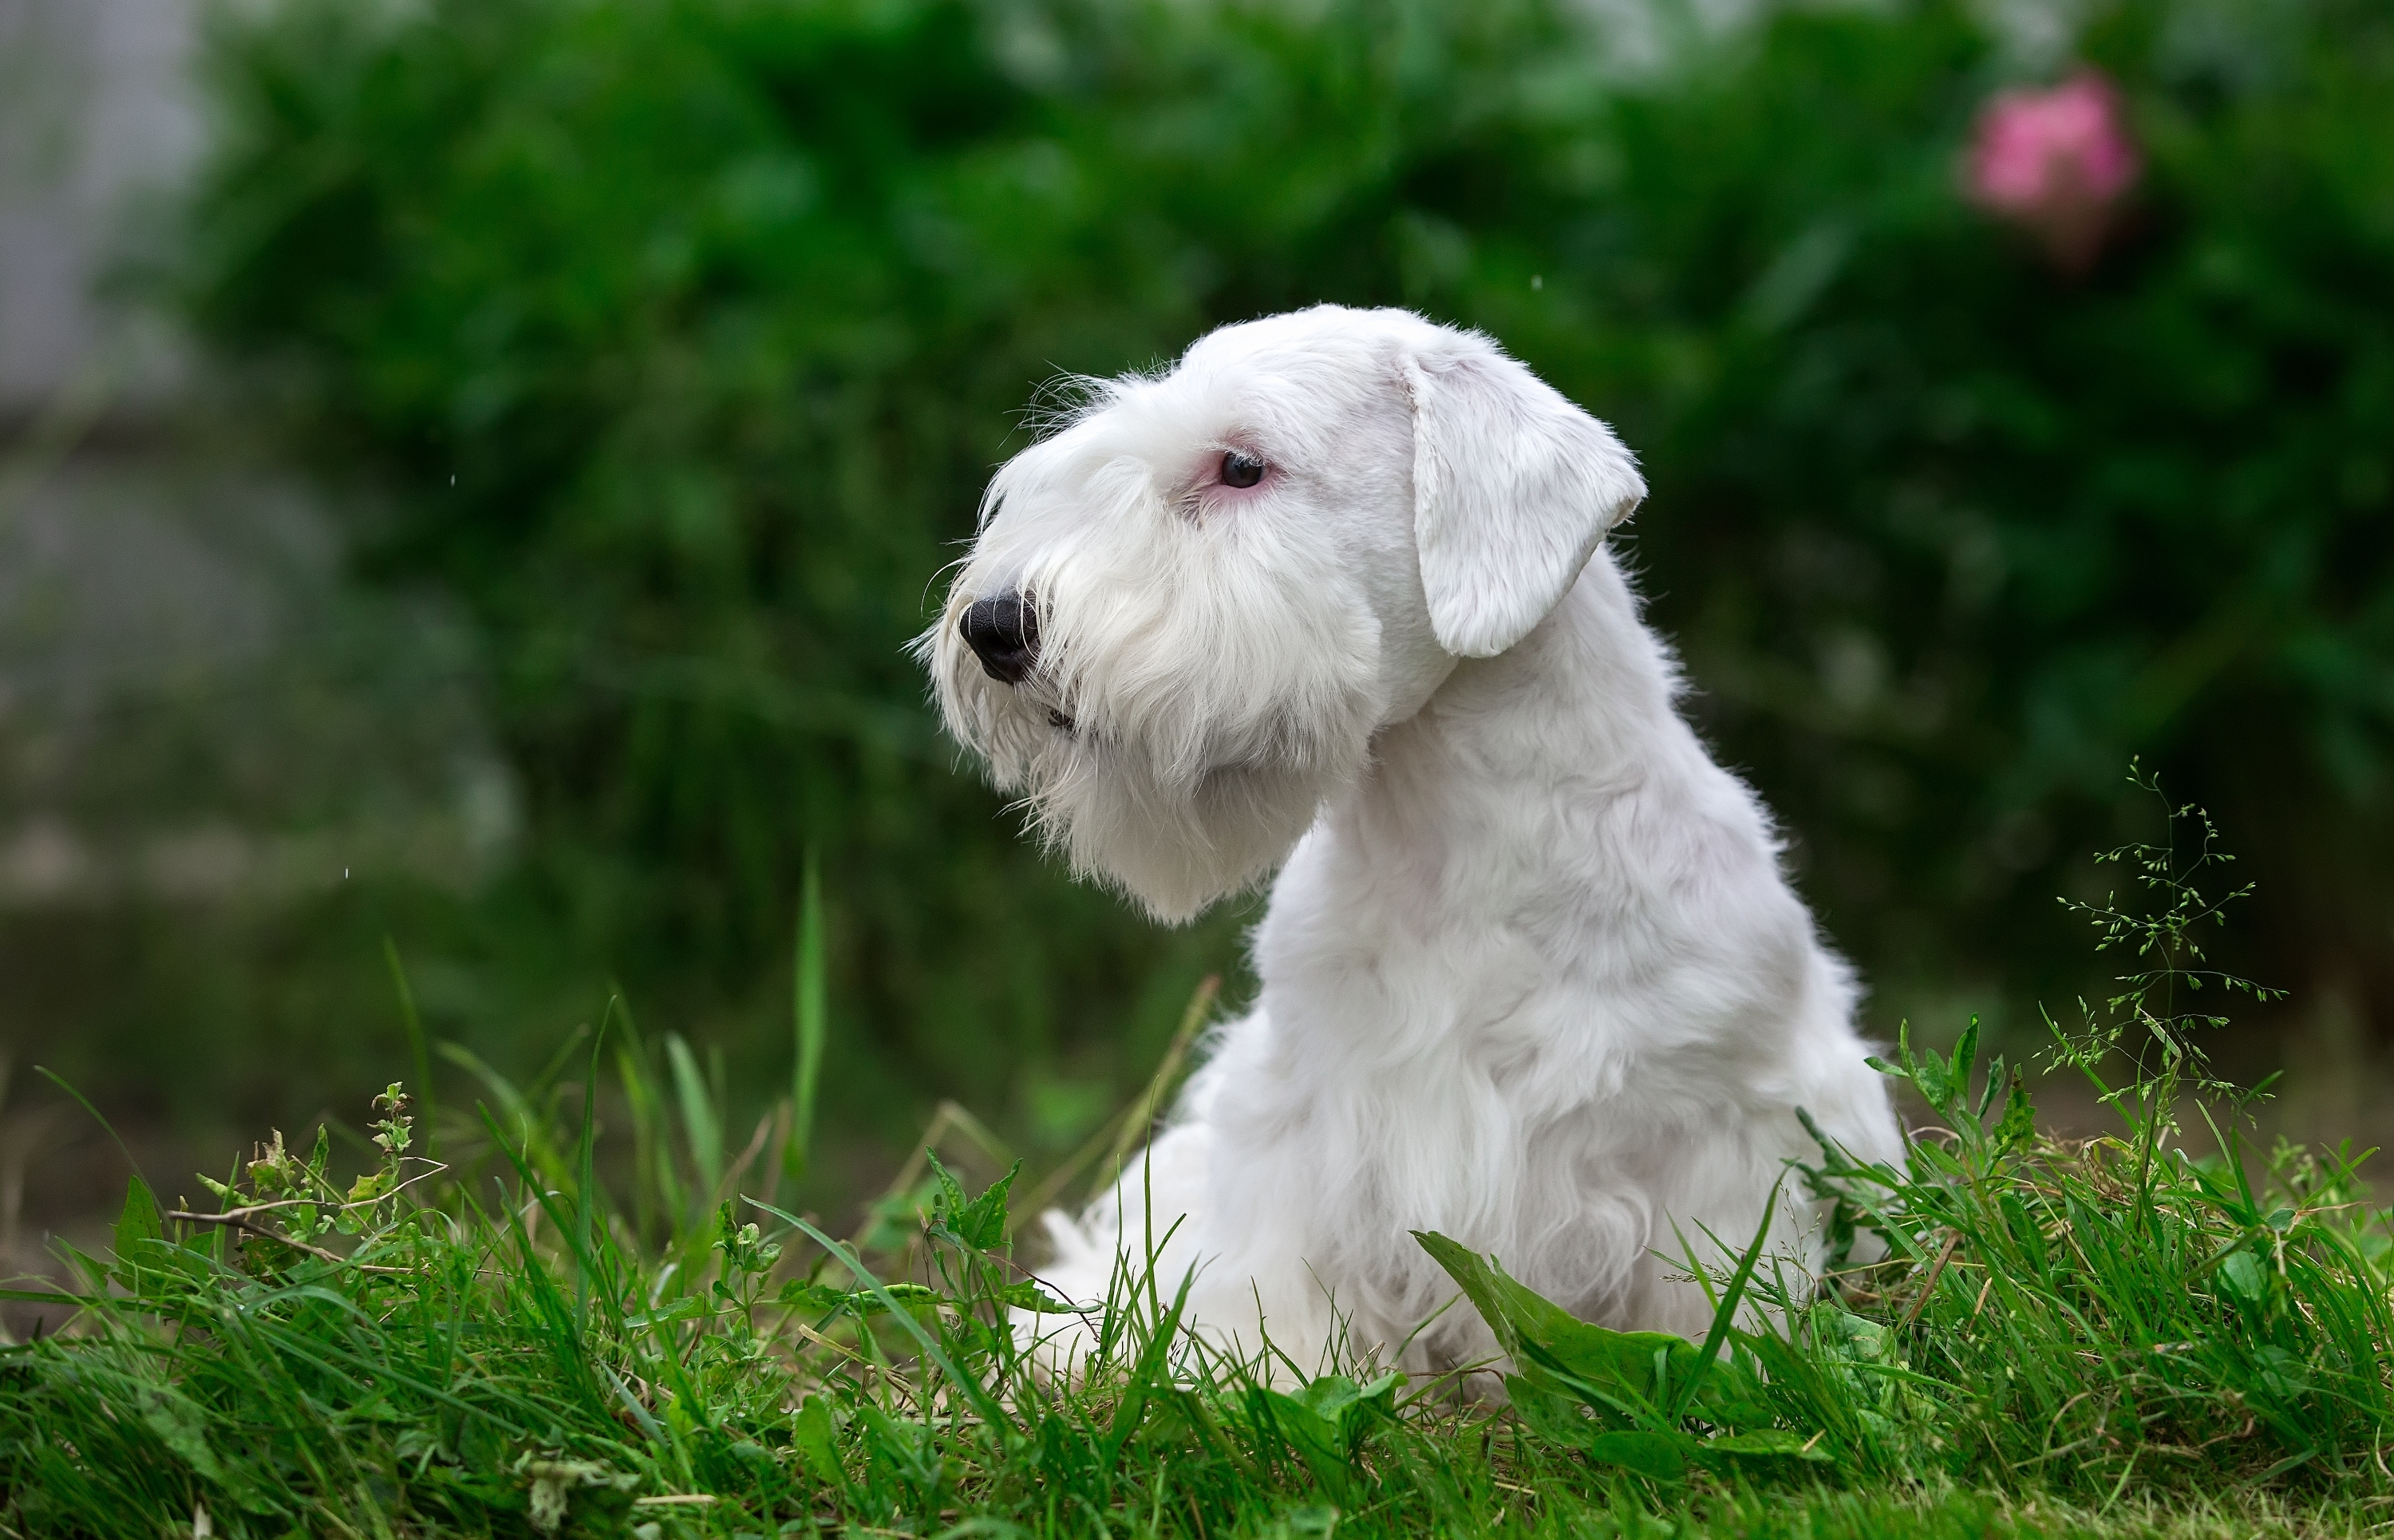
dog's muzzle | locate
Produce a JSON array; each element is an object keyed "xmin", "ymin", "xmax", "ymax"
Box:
[{"xmin": 959, "ymin": 591, "xmax": 1040, "ymax": 685}]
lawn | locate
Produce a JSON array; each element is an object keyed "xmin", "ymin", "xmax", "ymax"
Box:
[{"xmin": 2, "ymin": 795, "xmax": 2388, "ymax": 1538}]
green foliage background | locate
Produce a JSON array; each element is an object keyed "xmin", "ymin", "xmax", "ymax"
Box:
[{"xmin": 49, "ymin": 0, "xmax": 2394, "ymax": 1169}]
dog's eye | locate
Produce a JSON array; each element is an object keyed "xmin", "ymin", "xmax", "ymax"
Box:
[{"xmin": 1220, "ymin": 450, "xmax": 1266, "ymax": 488}]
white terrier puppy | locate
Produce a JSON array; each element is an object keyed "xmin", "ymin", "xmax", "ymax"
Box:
[{"xmin": 922, "ymin": 305, "xmax": 1901, "ymax": 1380}]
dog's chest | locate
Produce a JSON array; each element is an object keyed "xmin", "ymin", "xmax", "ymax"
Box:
[
  {"xmin": 1261, "ymin": 831, "xmax": 1708, "ymax": 1101},
  {"xmin": 1231, "ymin": 806, "xmax": 1804, "ymax": 1273}
]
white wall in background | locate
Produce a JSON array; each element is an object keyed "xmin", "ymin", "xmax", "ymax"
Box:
[
  {"xmin": 0, "ymin": 0, "xmax": 520, "ymax": 911},
  {"xmin": 0, "ymin": 0, "xmax": 202, "ymax": 412}
]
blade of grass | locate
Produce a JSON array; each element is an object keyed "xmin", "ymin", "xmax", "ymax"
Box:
[
  {"xmin": 666, "ymin": 1032, "xmax": 725, "ymax": 1210},
  {"xmin": 1665, "ymin": 1172, "xmax": 1787, "ymax": 1423},
  {"xmin": 751, "ymin": 1198, "xmax": 1011, "ymax": 1427},
  {"xmin": 575, "ymin": 997, "xmax": 614, "ymax": 1329},
  {"xmin": 790, "ymin": 848, "xmax": 828, "ymax": 1181}
]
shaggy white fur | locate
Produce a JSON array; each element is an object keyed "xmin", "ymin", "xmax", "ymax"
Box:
[{"xmin": 921, "ymin": 305, "xmax": 1902, "ymax": 1380}]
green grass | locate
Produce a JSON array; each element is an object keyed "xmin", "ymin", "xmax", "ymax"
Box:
[{"xmin": 3, "ymin": 795, "xmax": 2390, "ymax": 1538}]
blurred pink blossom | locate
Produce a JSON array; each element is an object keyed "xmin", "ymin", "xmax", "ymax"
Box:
[{"xmin": 1966, "ymin": 72, "xmax": 2141, "ymax": 270}]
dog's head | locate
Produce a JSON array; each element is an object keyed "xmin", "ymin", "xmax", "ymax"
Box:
[{"xmin": 922, "ymin": 305, "xmax": 1645, "ymax": 921}]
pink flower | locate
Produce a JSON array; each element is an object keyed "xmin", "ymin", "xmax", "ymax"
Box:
[{"xmin": 1965, "ymin": 71, "xmax": 2141, "ymax": 270}]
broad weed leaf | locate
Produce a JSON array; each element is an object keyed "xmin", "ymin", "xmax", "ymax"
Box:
[
  {"xmin": 1947, "ymin": 1018, "xmax": 1981, "ymax": 1110},
  {"xmin": 991, "ymin": 1279, "xmax": 1080, "ymax": 1314},
  {"xmin": 792, "ymin": 1396, "xmax": 845, "ymax": 1488},
  {"xmin": 1251, "ymin": 1372, "xmax": 1399, "ymax": 1495},
  {"xmin": 1252, "ymin": 1388, "xmax": 1341, "ymax": 1463},
  {"xmin": 926, "ymin": 1153, "xmax": 1019, "ymax": 1250},
  {"xmin": 1523, "ymin": 1322, "xmax": 1691, "ymax": 1410},
  {"xmin": 1586, "ymin": 1429, "xmax": 1690, "ymax": 1483},
  {"xmin": 1287, "ymin": 1371, "xmax": 1401, "ymax": 1439},
  {"xmin": 115, "ymin": 1176, "xmax": 161, "ymax": 1258},
  {"xmin": 1911, "ymin": 1037, "xmax": 1954, "ymax": 1109},
  {"xmin": 623, "ymin": 1297, "xmax": 707, "ymax": 1330},
  {"xmin": 1708, "ymin": 1427, "xmax": 1831, "ymax": 1462},
  {"xmin": 1420, "ymin": 1230, "xmax": 1698, "ymax": 1412},
  {"xmin": 956, "ymin": 1160, "xmax": 1021, "ymax": 1250},
  {"xmin": 1507, "ymin": 1375, "xmax": 1611, "ymax": 1441},
  {"xmin": 2218, "ymin": 1249, "xmax": 2268, "ymax": 1305},
  {"xmin": 1997, "ymin": 1078, "xmax": 2036, "ymax": 1151},
  {"xmin": 1687, "ymin": 1348, "xmax": 1776, "ymax": 1430},
  {"xmin": 1420, "ymin": 1229, "xmax": 1825, "ymax": 1470},
  {"xmin": 1412, "ymin": 1230, "xmax": 1582, "ymax": 1356},
  {"xmin": 779, "ymin": 1278, "xmax": 943, "ymax": 1319},
  {"xmin": 926, "ymin": 1150, "xmax": 971, "ymax": 1233},
  {"xmin": 137, "ymin": 1386, "xmax": 223, "ymax": 1479},
  {"xmin": 113, "ymin": 1177, "xmax": 182, "ymax": 1292}
]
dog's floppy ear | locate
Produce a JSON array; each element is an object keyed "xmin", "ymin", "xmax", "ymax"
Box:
[{"xmin": 1403, "ymin": 339, "xmax": 1645, "ymax": 658}]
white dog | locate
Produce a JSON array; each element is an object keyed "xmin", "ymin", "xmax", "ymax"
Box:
[{"xmin": 922, "ymin": 305, "xmax": 1901, "ymax": 1380}]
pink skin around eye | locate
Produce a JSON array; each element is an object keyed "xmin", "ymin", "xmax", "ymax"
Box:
[{"xmin": 1188, "ymin": 447, "xmax": 1274, "ymax": 516}]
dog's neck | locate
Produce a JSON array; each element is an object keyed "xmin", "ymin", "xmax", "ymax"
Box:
[
  {"xmin": 1314, "ymin": 551, "xmax": 1733, "ymax": 925},
  {"xmin": 1252, "ymin": 541, "xmax": 1801, "ymax": 1076},
  {"xmin": 1246, "ymin": 542, "xmax": 1806, "ymax": 1096}
]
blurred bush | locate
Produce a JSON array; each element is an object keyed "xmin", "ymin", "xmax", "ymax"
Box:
[{"xmin": 162, "ymin": 0, "xmax": 2394, "ymax": 1150}]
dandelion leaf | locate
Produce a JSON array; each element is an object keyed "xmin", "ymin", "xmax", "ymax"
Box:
[{"xmin": 1585, "ymin": 1429, "xmax": 1689, "ymax": 1483}]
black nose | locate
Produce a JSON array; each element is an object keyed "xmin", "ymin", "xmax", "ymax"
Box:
[{"xmin": 959, "ymin": 592, "xmax": 1039, "ymax": 684}]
